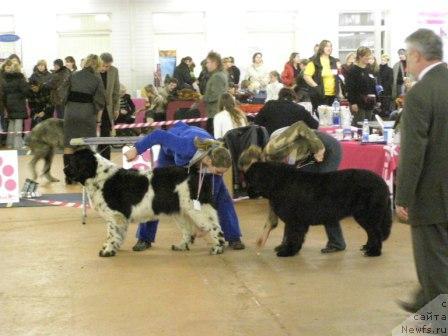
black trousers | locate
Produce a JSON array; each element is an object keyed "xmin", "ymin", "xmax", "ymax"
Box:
[
  {"xmin": 411, "ymin": 223, "xmax": 448, "ymax": 309},
  {"xmin": 206, "ymin": 117, "xmax": 214, "ymax": 135},
  {"xmin": 98, "ymin": 110, "xmax": 111, "ymax": 160}
]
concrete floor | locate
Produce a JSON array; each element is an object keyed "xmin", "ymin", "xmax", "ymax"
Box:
[{"xmin": 0, "ymin": 153, "xmax": 417, "ymax": 336}]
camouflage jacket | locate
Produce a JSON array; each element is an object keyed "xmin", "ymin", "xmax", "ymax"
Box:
[{"xmin": 264, "ymin": 121, "xmax": 324, "ymax": 164}]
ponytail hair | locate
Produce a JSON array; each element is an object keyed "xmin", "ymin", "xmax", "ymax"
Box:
[
  {"xmin": 218, "ymin": 93, "xmax": 247, "ymax": 128},
  {"xmin": 194, "ymin": 138, "xmax": 232, "ymax": 168}
]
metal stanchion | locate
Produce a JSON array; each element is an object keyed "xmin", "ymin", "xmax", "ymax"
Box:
[{"xmin": 82, "ymin": 187, "xmax": 87, "ymax": 224}]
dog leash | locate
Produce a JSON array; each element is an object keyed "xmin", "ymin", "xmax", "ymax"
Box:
[
  {"xmin": 197, "ymin": 163, "xmax": 206, "ymax": 200},
  {"xmin": 296, "ymin": 160, "xmax": 316, "ymax": 169}
]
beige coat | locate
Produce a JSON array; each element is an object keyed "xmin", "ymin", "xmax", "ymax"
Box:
[{"xmin": 101, "ymin": 65, "xmax": 120, "ymax": 125}]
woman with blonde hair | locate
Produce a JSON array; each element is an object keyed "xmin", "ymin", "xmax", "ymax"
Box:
[
  {"xmin": 62, "ymin": 54, "xmax": 106, "ymax": 184},
  {"xmin": 341, "ymin": 52, "xmax": 356, "ymax": 77},
  {"xmin": 64, "ymin": 56, "xmax": 77, "ymax": 72},
  {"xmin": 124, "ymin": 121, "xmax": 245, "ymax": 251},
  {"xmin": 214, "ymin": 92, "xmax": 248, "ymax": 138}
]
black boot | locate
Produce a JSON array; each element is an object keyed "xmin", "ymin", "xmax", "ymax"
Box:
[{"xmin": 63, "ymin": 154, "xmax": 74, "ymax": 185}]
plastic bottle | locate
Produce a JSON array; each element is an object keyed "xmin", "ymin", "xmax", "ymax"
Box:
[
  {"xmin": 332, "ymin": 99, "xmax": 340, "ymax": 126},
  {"xmin": 362, "ymin": 119, "xmax": 370, "ymax": 143}
]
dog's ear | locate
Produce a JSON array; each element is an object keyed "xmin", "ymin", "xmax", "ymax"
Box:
[
  {"xmin": 238, "ymin": 146, "xmax": 265, "ymax": 172},
  {"xmin": 68, "ymin": 148, "xmax": 98, "ymax": 184}
]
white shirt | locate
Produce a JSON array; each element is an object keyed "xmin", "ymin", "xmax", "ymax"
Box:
[
  {"xmin": 213, "ymin": 110, "xmax": 247, "ymax": 139},
  {"xmin": 266, "ymin": 81, "xmax": 284, "ymax": 101},
  {"xmin": 245, "ymin": 64, "xmax": 269, "ymax": 90},
  {"xmin": 418, "ymin": 62, "xmax": 443, "ymax": 81}
]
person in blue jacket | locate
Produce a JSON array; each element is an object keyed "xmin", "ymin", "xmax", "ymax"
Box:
[{"xmin": 124, "ymin": 122, "xmax": 245, "ymax": 251}]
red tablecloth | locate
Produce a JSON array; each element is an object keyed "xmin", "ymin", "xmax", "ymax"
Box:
[
  {"xmin": 240, "ymin": 104, "xmax": 263, "ymax": 114},
  {"xmin": 339, "ymin": 141, "xmax": 399, "ymax": 179}
]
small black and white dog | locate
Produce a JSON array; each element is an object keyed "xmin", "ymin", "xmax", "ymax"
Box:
[
  {"xmin": 245, "ymin": 161, "xmax": 392, "ymax": 257},
  {"xmin": 64, "ymin": 148, "xmax": 225, "ymax": 257}
]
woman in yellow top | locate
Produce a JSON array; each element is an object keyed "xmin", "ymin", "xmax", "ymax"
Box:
[{"xmin": 303, "ymin": 40, "xmax": 339, "ymax": 110}]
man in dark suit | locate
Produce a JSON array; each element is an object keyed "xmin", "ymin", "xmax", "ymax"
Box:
[
  {"xmin": 98, "ymin": 52, "xmax": 120, "ymax": 160},
  {"xmin": 396, "ymin": 29, "xmax": 448, "ymax": 312}
]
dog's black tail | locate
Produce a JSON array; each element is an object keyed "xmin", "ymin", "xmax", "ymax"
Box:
[{"xmin": 381, "ymin": 196, "xmax": 393, "ymax": 241}]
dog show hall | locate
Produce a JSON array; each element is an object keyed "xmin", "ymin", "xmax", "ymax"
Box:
[{"xmin": 1, "ymin": 1, "xmax": 448, "ymax": 335}]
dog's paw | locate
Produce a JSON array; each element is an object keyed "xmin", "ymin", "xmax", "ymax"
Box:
[
  {"xmin": 171, "ymin": 243, "xmax": 190, "ymax": 251},
  {"xmin": 363, "ymin": 248, "xmax": 381, "ymax": 257},
  {"xmin": 210, "ymin": 245, "xmax": 224, "ymax": 255},
  {"xmin": 99, "ymin": 249, "xmax": 116, "ymax": 257},
  {"xmin": 276, "ymin": 245, "xmax": 299, "ymax": 257}
]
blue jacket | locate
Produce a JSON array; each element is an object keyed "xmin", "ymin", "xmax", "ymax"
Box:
[{"xmin": 134, "ymin": 122, "xmax": 212, "ymax": 167}]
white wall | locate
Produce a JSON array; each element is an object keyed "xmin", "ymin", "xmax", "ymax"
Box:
[{"xmin": 1, "ymin": 0, "xmax": 447, "ymax": 94}]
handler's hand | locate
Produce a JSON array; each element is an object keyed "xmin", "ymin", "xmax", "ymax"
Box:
[
  {"xmin": 351, "ymin": 104, "xmax": 359, "ymax": 113},
  {"xmin": 314, "ymin": 148, "xmax": 325, "ymax": 162},
  {"xmin": 124, "ymin": 147, "xmax": 138, "ymax": 162},
  {"xmin": 396, "ymin": 206, "xmax": 408, "ymax": 222}
]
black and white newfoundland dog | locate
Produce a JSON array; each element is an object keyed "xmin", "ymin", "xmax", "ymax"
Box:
[
  {"xmin": 244, "ymin": 161, "xmax": 392, "ymax": 257},
  {"xmin": 64, "ymin": 148, "xmax": 225, "ymax": 257}
]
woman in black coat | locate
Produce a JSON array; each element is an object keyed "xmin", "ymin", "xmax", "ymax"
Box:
[
  {"xmin": 346, "ymin": 47, "xmax": 377, "ymax": 126},
  {"xmin": 198, "ymin": 59, "xmax": 210, "ymax": 95},
  {"xmin": 48, "ymin": 59, "xmax": 71, "ymax": 119},
  {"xmin": 173, "ymin": 57, "xmax": 194, "ymax": 89},
  {"xmin": 1, "ymin": 60, "xmax": 29, "ymax": 149},
  {"xmin": 378, "ymin": 54, "xmax": 394, "ymax": 115},
  {"xmin": 254, "ymin": 87, "xmax": 318, "ymax": 135},
  {"xmin": 29, "ymin": 60, "xmax": 52, "ymax": 86}
]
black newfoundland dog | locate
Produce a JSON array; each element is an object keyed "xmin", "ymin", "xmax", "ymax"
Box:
[
  {"xmin": 64, "ymin": 148, "xmax": 225, "ymax": 257},
  {"xmin": 244, "ymin": 161, "xmax": 392, "ymax": 257}
]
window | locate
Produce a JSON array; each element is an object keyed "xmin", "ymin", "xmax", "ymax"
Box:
[
  {"xmin": 338, "ymin": 11, "xmax": 388, "ymax": 62},
  {"xmin": 57, "ymin": 14, "xmax": 111, "ymax": 66}
]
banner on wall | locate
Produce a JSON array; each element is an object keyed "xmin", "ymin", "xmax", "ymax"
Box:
[
  {"xmin": 158, "ymin": 50, "xmax": 177, "ymax": 84},
  {"xmin": 0, "ymin": 150, "xmax": 20, "ymax": 204},
  {"xmin": 0, "ymin": 34, "xmax": 22, "ymax": 63}
]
